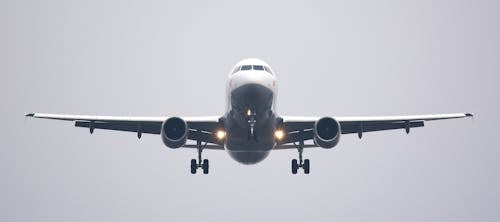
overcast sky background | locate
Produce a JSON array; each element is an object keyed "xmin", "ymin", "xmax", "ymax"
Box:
[{"xmin": 1, "ymin": 0, "xmax": 499, "ymax": 221}]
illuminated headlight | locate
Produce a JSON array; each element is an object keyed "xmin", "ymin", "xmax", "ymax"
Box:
[
  {"xmin": 274, "ymin": 129, "xmax": 285, "ymax": 140},
  {"xmin": 216, "ymin": 130, "xmax": 226, "ymax": 140}
]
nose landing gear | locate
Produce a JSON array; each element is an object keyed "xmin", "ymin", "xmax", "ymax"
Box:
[{"xmin": 246, "ymin": 108, "xmax": 257, "ymax": 141}]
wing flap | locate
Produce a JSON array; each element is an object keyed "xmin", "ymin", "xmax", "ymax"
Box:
[
  {"xmin": 341, "ymin": 121, "xmax": 424, "ymax": 134},
  {"xmin": 75, "ymin": 121, "xmax": 161, "ymax": 134}
]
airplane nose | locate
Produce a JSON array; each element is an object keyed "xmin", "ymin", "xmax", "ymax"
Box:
[
  {"xmin": 231, "ymin": 83, "xmax": 274, "ymax": 112},
  {"xmin": 231, "ymin": 72, "xmax": 275, "ymax": 91}
]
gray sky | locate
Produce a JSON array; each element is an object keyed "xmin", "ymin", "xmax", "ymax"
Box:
[{"xmin": 1, "ymin": 0, "xmax": 499, "ymax": 221}]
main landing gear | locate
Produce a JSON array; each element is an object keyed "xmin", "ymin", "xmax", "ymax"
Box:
[
  {"xmin": 291, "ymin": 131, "xmax": 310, "ymax": 174},
  {"xmin": 190, "ymin": 140, "xmax": 209, "ymax": 174}
]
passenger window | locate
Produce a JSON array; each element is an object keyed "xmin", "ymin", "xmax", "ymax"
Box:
[
  {"xmin": 253, "ymin": 65, "xmax": 264, "ymax": 71},
  {"xmin": 241, "ymin": 65, "xmax": 252, "ymax": 70}
]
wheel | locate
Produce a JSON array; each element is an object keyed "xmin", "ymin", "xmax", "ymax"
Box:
[
  {"xmin": 202, "ymin": 159, "xmax": 209, "ymax": 174},
  {"xmin": 190, "ymin": 159, "xmax": 197, "ymax": 174},
  {"xmin": 303, "ymin": 159, "xmax": 310, "ymax": 174},
  {"xmin": 291, "ymin": 159, "xmax": 298, "ymax": 174}
]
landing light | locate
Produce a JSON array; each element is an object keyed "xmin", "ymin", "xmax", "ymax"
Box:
[
  {"xmin": 246, "ymin": 109, "xmax": 252, "ymax": 116},
  {"xmin": 216, "ymin": 130, "xmax": 226, "ymax": 140},
  {"xmin": 274, "ymin": 129, "xmax": 285, "ymax": 140}
]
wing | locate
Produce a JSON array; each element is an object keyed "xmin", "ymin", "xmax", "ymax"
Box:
[
  {"xmin": 25, "ymin": 113, "xmax": 224, "ymax": 149},
  {"xmin": 279, "ymin": 113, "xmax": 473, "ymax": 147}
]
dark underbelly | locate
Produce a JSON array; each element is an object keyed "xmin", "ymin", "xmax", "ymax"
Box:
[
  {"xmin": 227, "ymin": 150, "xmax": 271, "ymax": 165},
  {"xmin": 225, "ymin": 84, "xmax": 277, "ymax": 164}
]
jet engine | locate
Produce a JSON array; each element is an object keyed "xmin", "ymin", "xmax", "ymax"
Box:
[
  {"xmin": 161, "ymin": 117, "xmax": 188, "ymax": 148},
  {"xmin": 313, "ymin": 117, "xmax": 341, "ymax": 148}
]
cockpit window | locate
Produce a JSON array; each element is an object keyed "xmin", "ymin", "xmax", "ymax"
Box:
[
  {"xmin": 241, "ymin": 65, "xmax": 252, "ymax": 70},
  {"xmin": 234, "ymin": 64, "xmax": 273, "ymax": 75},
  {"xmin": 264, "ymin": 66, "xmax": 272, "ymax": 74},
  {"xmin": 232, "ymin": 66, "xmax": 240, "ymax": 74},
  {"xmin": 253, "ymin": 65, "xmax": 264, "ymax": 71}
]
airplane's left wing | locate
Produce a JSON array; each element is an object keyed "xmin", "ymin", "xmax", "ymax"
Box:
[
  {"xmin": 25, "ymin": 113, "xmax": 224, "ymax": 149},
  {"xmin": 278, "ymin": 113, "xmax": 473, "ymax": 148}
]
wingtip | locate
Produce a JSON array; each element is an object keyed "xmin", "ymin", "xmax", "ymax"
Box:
[
  {"xmin": 25, "ymin": 113, "xmax": 35, "ymax": 117},
  {"xmin": 465, "ymin": 113, "xmax": 474, "ymax": 118}
]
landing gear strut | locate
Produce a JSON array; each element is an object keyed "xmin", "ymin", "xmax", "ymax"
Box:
[
  {"xmin": 291, "ymin": 130, "xmax": 310, "ymax": 174},
  {"xmin": 246, "ymin": 108, "xmax": 257, "ymax": 141},
  {"xmin": 190, "ymin": 139, "xmax": 209, "ymax": 174}
]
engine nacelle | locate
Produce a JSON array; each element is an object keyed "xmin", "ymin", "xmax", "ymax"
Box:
[
  {"xmin": 161, "ymin": 117, "xmax": 188, "ymax": 149},
  {"xmin": 313, "ymin": 117, "xmax": 341, "ymax": 149}
]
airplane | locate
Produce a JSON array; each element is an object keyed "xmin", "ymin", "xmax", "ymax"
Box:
[{"xmin": 25, "ymin": 58, "xmax": 473, "ymax": 174}]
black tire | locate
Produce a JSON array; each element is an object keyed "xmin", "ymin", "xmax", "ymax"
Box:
[
  {"xmin": 291, "ymin": 159, "xmax": 298, "ymax": 174},
  {"xmin": 202, "ymin": 159, "xmax": 209, "ymax": 174},
  {"xmin": 303, "ymin": 159, "xmax": 310, "ymax": 174},
  {"xmin": 190, "ymin": 159, "xmax": 197, "ymax": 174}
]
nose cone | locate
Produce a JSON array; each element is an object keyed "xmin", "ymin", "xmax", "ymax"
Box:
[
  {"xmin": 228, "ymin": 151, "xmax": 270, "ymax": 165},
  {"xmin": 231, "ymin": 82, "xmax": 273, "ymax": 103},
  {"xmin": 230, "ymin": 71, "xmax": 276, "ymax": 92}
]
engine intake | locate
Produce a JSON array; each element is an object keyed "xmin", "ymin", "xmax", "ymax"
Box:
[
  {"xmin": 313, "ymin": 117, "xmax": 341, "ymax": 148},
  {"xmin": 161, "ymin": 117, "xmax": 188, "ymax": 148}
]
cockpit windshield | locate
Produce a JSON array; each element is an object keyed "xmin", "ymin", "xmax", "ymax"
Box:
[
  {"xmin": 241, "ymin": 65, "xmax": 252, "ymax": 70},
  {"xmin": 253, "ymin": 65, "xmax": 264, "ymax": 71},
  {"xmin": 232, "ymin": 65, "xmax": 273, "ymax": 74}
]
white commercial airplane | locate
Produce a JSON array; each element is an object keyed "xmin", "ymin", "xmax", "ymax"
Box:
[{"xmin": 26, "ymin": 58, "xmax": 473, "ymax": 174}]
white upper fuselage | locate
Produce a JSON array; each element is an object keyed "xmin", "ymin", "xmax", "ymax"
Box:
[{"xmin": 226, "ymin": 58, "xmax": 278, "ymax": 113}]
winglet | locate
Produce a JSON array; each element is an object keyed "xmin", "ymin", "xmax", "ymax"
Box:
[
  {"xmin": 25, "ymin": 113, "xmax": 35, "ymax": 117},
  {"xmin": 465, "ymin": 113, "xmax": 474, "ymax": 118}
]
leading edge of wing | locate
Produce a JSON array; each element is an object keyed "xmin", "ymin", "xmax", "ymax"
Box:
[
  {"xmin": 337, "ymin": 113, "xmax": 473, "ymax": 122},
  {"xmin": 25, "ymin": 113, "xmax": 220, "ymax": 123},
  {"xmin": 282, "ymin": 113, "xmax": 473, "ymax": 123}
]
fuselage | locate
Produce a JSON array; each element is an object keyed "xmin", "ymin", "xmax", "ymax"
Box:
[{"xmin": 223, "ymin": 58, "xmax": 278, "ymax": 164}]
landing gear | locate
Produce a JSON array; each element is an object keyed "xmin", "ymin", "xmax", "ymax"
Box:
[
  {"xmin": 291, "ymin": 153, "xmax": 310, "ymax": 174},
  {"xmin": 303, "ymin": 159, "xmax": 310, "ymax": 174},
  {"xmin": 190, "ymin": 139, "xmax": 209, "ymax": 174},
  {"xmin": 190, "ymin": 159, "xmax": 197, "ymax": 174},
  {"xmin": 291, "ymin": 130, "xmax": 310, "ymax": 174},
  {"xmin": 246, "ymin": 108, "xmax": 257, "ymax": 141},
  {"xmin": 291, "ymin": 159, "xmax": 298, "ymax": 174}
]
